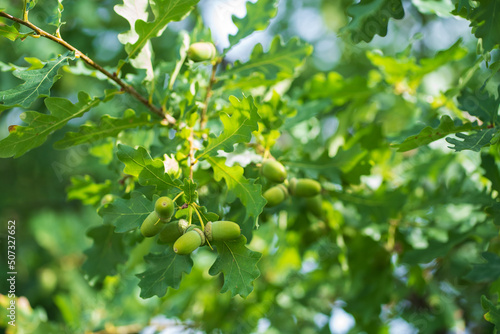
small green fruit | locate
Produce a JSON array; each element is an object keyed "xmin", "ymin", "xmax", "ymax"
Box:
[
  {"xmin": 187, "ymin": 42, "xmax": 216, "ymax": 62},
  {"xmin": 289, "ymin": 178, "xmax": 321, "ymax": 197},
  {"xmin": 263, "ymin": 184, "xmax": 288, "ymax": 207},
  {"xmin": 158, "ymin": 219, "xmax": 188, "ymax": 244},
  {"xmin": 141, "ymin": 211, "xmax": 165, "ymax": 237},
  {"xmin": 174, "ymin": 228, "xmax": 205, "ymax": 255},
  {"xmin": 155, "ymin": 196, "xmax": 175, "ymax": 221},
  {"xmin": 204, "ymin": 221, "xmax": 241, "ymax": 242},
  {"xmin": 261, "ymin": 159, "xmax": 287, "ymax": 183}
]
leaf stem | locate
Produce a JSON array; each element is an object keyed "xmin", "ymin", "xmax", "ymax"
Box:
[{"xmin": 0, "ymin": 11, "xmax": 176, "ymax": 125}]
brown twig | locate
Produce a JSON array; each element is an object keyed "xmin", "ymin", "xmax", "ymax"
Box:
[
  {"xmin": 0, "ymin": 11, "xmax": 176, "ymax": 125},
  {"xmin": 200, "ymin": 61, "xmax": 219, "ymax": 130}
]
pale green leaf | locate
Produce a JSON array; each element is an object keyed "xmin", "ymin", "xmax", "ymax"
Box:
[
  {"xmin": 411, "ymin": 0, "xmax": 454, "ymax": 17},
  {"xmin": 206, "ymin": 156, "xmax": 266, "ymax": 227},
  {"xmin": 67, "ymin": 175, "xmax": 112, "ymax": 206},
  {"xmin": 116, "ymin": 144, "xmax": 183, "ymax": 191},
  {"xmin": 125, "ymin": 0, "xmax": 200, "ymax": 60},
  {"xmin": 196, "ymin": 95, "xmax": 260, "ymax": 159}
]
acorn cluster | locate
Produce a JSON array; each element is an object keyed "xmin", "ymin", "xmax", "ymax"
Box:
[
  {"xmin": 261, "ymin": 159, "xmax": 321, "ymax": 207},
  {"xmin": 140, "ymin": 197, "xmax": 241, "ymax": 255}
]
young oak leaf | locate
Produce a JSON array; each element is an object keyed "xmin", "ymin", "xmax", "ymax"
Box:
[
  {"xmin": 117, "ymin": 144, "xmax": 183, "ymax": 191},
  {"xmin": 209, "ymin": 235, "xmax": 262, "ymax": 298},
  {"xmin": 206, "ymin": 156, "xmax": 266, "ymax": 227},
  {"xmin": 181, "ymin": 178, "xmax": 198, "ymax": 204},
  {"xmin": 67, "ymin": 175, "xmax": 112, "ymax": 206},
  {"xmin": 0, "ymin": 52, "xmax": 74, "ymax": 109},
  {"xmin": 196, "ymin": 95, "xmax": 260, "ymax": 159},
  {"xmin": 136, "ymin": 248, "xmax": 193, "ymax": 298},
  {"xmin": 82, "ymin": 225, "xmax": 128, "ymax": 281},
  {"xmin": 98, "ymin": 191, "xmax": 154, "ymax": 233}
]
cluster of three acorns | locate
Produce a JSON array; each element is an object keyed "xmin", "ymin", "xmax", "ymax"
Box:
[
  {"xmin": 261, "ymin": 160, "xmax": 321, "ymax": 207},
  {"xmin": 141, "ymin": 197, "xmax": 241, "ymax": 255}
]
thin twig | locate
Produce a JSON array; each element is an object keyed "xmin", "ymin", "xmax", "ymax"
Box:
[
  {"xmin": 0, "ymin": 11, "xmax": 176, "ymax": 125},
  {"xmin": 200, "ymin": 61, "xmax": 219, "ymax": 130}
]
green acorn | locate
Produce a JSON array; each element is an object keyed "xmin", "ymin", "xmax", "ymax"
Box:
[
  {"xmin": 173, "ymin": 227, "xmax": 205, "ymax": 255},
  {"xmin": 141, "ymin": 211, "xmax": 166, "ymax": 237},
  {"xmin": 158, "ymin": 219, "xmax": 189, "ymax": 244},
  {"xmin": 261, "ymin": 159, "xmax": 287, "ymax": 183},
  {"xmin": 204, "ymin": 221, "xmax": 241, "ymax": 242},
  {"xmin": 155, "ymin": 196, "xmax": 175, "ymax": 221},
  {"xmin": 187, "ymin": 42, "xmax": 216, "ymax": 62},
  {"xmin": 289, "ymin": 178, "xmax": 321, "ymax": 197},
  {"xmin": 263, "ymin": 184, "xmax": 288, "ymax": 207}
]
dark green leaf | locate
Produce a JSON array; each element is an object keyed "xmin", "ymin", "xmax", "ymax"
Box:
[
  {"xmin": 457, "ymin": 87, "xmax": 500, "ymax": 124},
  {"xmin": 343, "ymin": 0, "xmax": 405, "ymax": 43},
  {"xmin": 0, "ymin": 52, "xmax": 74, "ymax": 109},
  {"xmin": 481, "ymin": 295, "xmax": 500, "ymax": 328},
  {"xmin": 465, "ymin": 252, "xmax": 500, "ymax": 282},
  {"xmin": 396, "ymin": 116, "xmax": 475, "ymax": 152},
  {"xmin": 54, "ymin": 109, "xmax": 158, "ymax": 149},
  {"xmin": 98, "ymin": 191, "xmax": 154, "ymax": 233},
  {"xmin": 82, "ymin": 225, "xmax": 128, "ymax": 280},
  {"xmin": 209, "ymin": 235, "xmax": 261, "ymax": 298},
  {"xmin": 223, "ymin": 36, "xmax": 312, "ymax": 81},
  {"xmin": 469, "ymin": 0, "xmax": 500, "ymax": 52},
  {"xmin": 136, "ymin": 248, "xmax": 193, "ymax": 298},
  {"xmin": 0, "ymin": 91, "xmax": 106, "ymax": 158},
  {"xmin": 481, "ymin": 154, "xmax": 500, "ymax": 193},
  {"xmin": 446, "ymin": 128, "xmax": 497, "ymax": 152}
]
